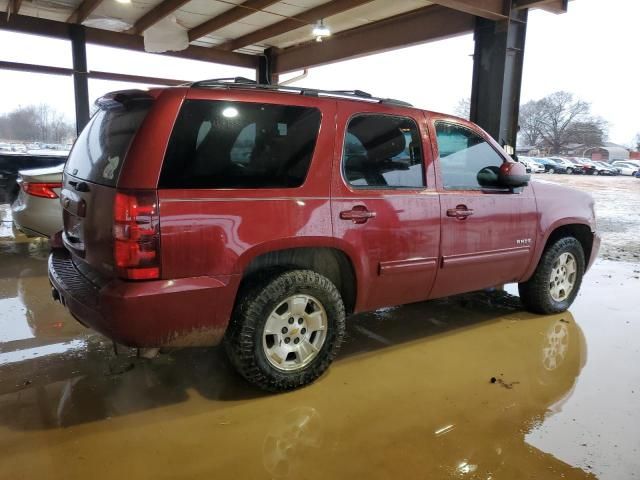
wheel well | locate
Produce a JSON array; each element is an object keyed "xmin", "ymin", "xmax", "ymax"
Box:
[
  {"xmin": 545, "ymin": 224, "xmax": 593, "ymax": 263},
  {"xmin": 241, "ymin": 247, "xmax": 357, "ymax": 314}
]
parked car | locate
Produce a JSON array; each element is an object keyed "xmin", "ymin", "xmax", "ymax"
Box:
[
  {"xmin": 0, "ymin": 152, "xmax": 67, "ymax": 203},
  {"xmin": 565, "ymin": 157, "xmax": 595, "ymax": 175},
  {"xmin": 535, "ymin": 157, "xmax": 567, "ymax": 174},
  {"xmin": 590, "ymin": 161, "xmax": 618, "ymax": 175},
  {"xmin": 548, "ymin": 157, "xmax": 580, "ymax": 174},
  {"xmin": 48, "ymin": 80, "xmax": 600, "ymax": 391},
  {"xmin": 11, "ymin": 164, "xmax": 64, "ymax": 237},
  {"xmin": 612, "ymin": 159, "xmax": 640, "ymax": 170},
  {"xmin": 611, "ymin": 162, "xmax": 639, "ymax": 176},
  {"xmin": 518, "ymin": 156, "xmax": 545, "ymax": 173}
]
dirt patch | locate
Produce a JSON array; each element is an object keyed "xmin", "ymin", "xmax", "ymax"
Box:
[{"xmin": 532, "ymin": 174, "xmax": 640, "ymax": 262}]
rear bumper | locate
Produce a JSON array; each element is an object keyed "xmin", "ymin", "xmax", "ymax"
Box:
[{"xmin": 48, "ymin": 249, "xmax": 238, "ymax": 347}]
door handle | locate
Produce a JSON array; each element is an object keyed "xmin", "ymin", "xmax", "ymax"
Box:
[
  {"xmin": 446, "ymin": 205, "xmax": 474, "ymax": 219},
  {"xmin": 340, "ymin": 205, "xmax": 376, "ymax": 224}
]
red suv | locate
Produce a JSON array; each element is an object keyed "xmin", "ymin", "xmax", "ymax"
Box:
[{"xmin": 49, "ymin": 78, "xmax": 600, "ymax": 391}]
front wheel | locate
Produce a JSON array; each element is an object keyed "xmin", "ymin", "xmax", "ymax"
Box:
[
  {"xmin": 518, "ymin": 237, "xmax": 585, "ymax": 314},
  {"xmin": 224, "ymin": 270, "xmax": 346, "ymax": 392},
  {"xmin": 566, "ymin": 167, "xmax": 573, "ymax": 174},
  {"xmin": 548, "ymin": 167, "xmax": 555, "ymax": 174}
]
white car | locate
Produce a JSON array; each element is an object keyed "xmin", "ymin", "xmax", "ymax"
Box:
[
  {"xmin": 11, "ymin": 165, "xmax": 63, "ymax": 237},
  {"xmin": 612, "ymin": 159, "xmax": 640, "ymax": 169},
  {"xmin": 519, "ymin": 156, "xmax": 545, "ymax": 173},
  {"xmin": 611, "ymin": 162, "xmax": 639, "ymax": 176}
]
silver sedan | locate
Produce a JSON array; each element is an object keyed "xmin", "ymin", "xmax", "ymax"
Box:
[{"xmin": 11, "ymin": 165, "xmax": 64, "ymax": 237}]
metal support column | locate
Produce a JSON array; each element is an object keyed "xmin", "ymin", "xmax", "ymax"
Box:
[
  {"xmin": 470, "ymin": 8, "xmax": 528, "ymax": 155},
  {"xmin": 69, "ymin": 24, "xmax": 90, "ymax": 135},
  {"xmin": 257, "ymin": 47, "xmax": 278, "ymax": 85}
]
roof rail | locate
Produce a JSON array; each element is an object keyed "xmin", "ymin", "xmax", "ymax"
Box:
[{"xmin": 188, "ymin": 77, "xmax": 412, "ymax": 107}]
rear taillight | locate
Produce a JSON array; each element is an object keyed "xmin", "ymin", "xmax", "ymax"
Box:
[
  {"xmin": 113, "ymin": 190, "xmax": 160, "ymax": 280},
  {"xmin": 22, "ymin": 182, "xmax": 62, "ymax": 199}
]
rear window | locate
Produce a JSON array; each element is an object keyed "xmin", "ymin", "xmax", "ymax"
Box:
[
  {"xmin": 159, "ymin": 100, "xmax": 321, "ymax": 189},
  {"xmin": 65, "ymin": 99, "xmax": 152, "ymax": 186}
]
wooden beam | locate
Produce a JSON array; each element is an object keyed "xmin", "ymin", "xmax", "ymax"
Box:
[
  {"xmin": 129, "ymin": 0, "xmax": 191, "ymax": 35},
  {"xmin": 0, "ymin": 60, "xmax": 189, "ymax": 85},
  {"xmin": 274, "ymin": 5, "xmax": 475, "ymax": 74},
  {"xmin": 514, "ymin": 0, "xmax": 568, "ymax": 13},
  {"xmin": 0, "ymin": 14, "xmax": 259, "ymax": 69},
  {"xmin": 67, "ymin": 0, "xmax": 104, "ymax": 24},
  {"xmin": 221, "ymin": 0, "xmax": 374, "ymax": 52},
  {"xmin": 188, "ymin": 0, "xmax": 280, "ymax": 42},
  {"xmin": 6, "ymin": 0, "xmax": 24, "ymax": 20},
  {"xmin": 429, "ymin": 0, "xmax": 507, "ymax": 20}
]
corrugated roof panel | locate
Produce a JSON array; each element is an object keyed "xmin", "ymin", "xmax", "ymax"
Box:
[
  {"xmin": 174, "ymin": 0, "xmax": 244, "ymax": 30},
  {"xmin": 10, "ymin": 0, "xmax": 80, "ymax": 22},
  {"xmin": 262, "ymin": 0, "xmax": 432, "ymax": 49},
  {"xmin": 89, "ymin": 0, "xmax": 155, "ymax": 28}
]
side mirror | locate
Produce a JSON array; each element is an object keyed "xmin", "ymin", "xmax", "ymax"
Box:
[{"xmin": 499, "ymin": 161, "xmax": 530, "ymax": 188}]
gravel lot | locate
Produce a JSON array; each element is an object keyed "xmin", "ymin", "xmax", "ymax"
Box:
[{"xmin": 532, "ymin": 173, "xmax": 640, "ymax": 262}]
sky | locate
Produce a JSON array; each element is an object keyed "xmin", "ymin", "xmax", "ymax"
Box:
[{"xmin": 0, "ymin": 0, "xmax": 638, "ymax": 146}]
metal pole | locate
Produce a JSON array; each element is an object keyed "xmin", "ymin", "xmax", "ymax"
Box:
[
  {"xmin": 69, "ymin": 24, "xmax": 90, "ymax": 135},
  {"xmin": 470, "ymin": 8, "xmax": 528, "ymax": 156}
]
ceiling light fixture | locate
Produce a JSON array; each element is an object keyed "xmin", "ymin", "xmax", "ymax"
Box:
[
  {"xmin": 115, "ymin": 0, "xmax": 132, "ymax": 4},
  {"xmin": 312, "ymin": 19, "xmax": 331, "ymax": 42}
]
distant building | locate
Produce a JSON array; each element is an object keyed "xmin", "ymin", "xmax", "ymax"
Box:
[{"xmin": 587, "ymin": 143, "xmax": 630, "ymax": 162}]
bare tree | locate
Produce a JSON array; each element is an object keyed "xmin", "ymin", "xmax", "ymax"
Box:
[
  {"xmin": 517, "ymin": 91, "xmax": 605, "ymax": 154},
  {"xmin": 0, "ymin": 104, "xmax": 74, "ymax": 143},
  {"xmin": 453, "ymin": 97, "xmax": 470, "ymax": 120},
  {"xmin": 518, "ymin": 100, "xmax": 545, "ymax": 146},
  {"xmin": 537, "ymin": 91, "xmax": 590, "ymax": 153}
]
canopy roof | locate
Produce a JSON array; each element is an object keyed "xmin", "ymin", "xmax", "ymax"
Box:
[{"xmin": 1, "ymin": 0, "xmax": 567, "ymax": 74}]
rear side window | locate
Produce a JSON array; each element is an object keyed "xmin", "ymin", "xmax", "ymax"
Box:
[
  {"xmin": 435, "ymin": 122, "xmax": 505, "ymax": 190},
  {"xmin": 65, "ymin": 100, "xmax": 152, "ymax": 187},
  {"xmin": 159, "ymin": 100, "xmax": 322, "ymax": 189},
  {"xmin": 342, "ymin": 114, "xmax": 424, "ymax": 189}
]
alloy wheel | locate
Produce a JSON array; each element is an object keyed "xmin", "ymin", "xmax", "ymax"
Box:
[
  {"xmin": 262, "ymin": 294, "xmax": 328, "ymax": 371},
  {"xmin": 549, "ymin": 252, "xmax": 577, "ymax": 301}
]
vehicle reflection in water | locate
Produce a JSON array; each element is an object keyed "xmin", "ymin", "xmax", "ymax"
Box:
[{"xmin": 0, "ymin": 280, "xmax": 593, "ymax": 478}]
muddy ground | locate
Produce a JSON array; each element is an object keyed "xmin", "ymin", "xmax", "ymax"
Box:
[
  {"xmin": 532, "ymin": 173, "xmax": 640, "ymax": 262},
  {"xmin": 0, "ymin": 175, "xmax": 639, "ymax": 479}
]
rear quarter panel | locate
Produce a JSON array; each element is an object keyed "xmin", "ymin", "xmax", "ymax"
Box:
[{"xmin": 157, "ymin": 90, "xmax": 338, "ymax": 280}]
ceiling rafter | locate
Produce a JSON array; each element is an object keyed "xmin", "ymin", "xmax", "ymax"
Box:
[
  {"xmin": 428, "ymin": 0, "xmax": 508, "ymax": 20},
  {"xmin": 220, "ymin": 0, "xmax": 374, "ymax": 52},
  {"xmin": 188, "ymin": 0, "xmax": 280, "ymax": 43},
  {"xmin": 274, "ymin": 5, "xmax": 475, "ymax": 74},
  {"xmin": 129, "ymin": 0, "xmax": 192, "ymax": 35},
  {"xmin": 67, "ymin": 0, "xmax": 104, "ymax": 24}
]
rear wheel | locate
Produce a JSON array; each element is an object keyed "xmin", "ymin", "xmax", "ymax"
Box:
[
  {"xmin": 548, "ymin": 167, "xmax": 555, "ymax": 174},
  {"xmin": 224, "ymin": 270, "xmax": 346, "ymax": 392},
  {"xmin": 518, "ymin": 237, "xmax": 585, "ymax": 314}
]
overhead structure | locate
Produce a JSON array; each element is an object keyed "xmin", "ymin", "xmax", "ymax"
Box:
[{"xmin": 0, "ymin": 0, "xmax": 569, "ymax": 147}]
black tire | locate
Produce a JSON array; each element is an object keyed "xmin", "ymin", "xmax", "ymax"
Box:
[
  {"xmin": 548, "ymin": 167, "xmax": 555, "ymax": 174},
  {"xmin": 224, "ymin": 270, "xmax": 346, "ymax": 392},
  {"xmin": 518, "ymin": 237, "xmax": 585, "ymax": 314},
  {"xmin": 566, "ymin": 167, "xmax": 573, "ymax": 174}
]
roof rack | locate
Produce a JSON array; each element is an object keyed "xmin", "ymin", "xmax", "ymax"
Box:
[{"xmin": 189, "ymin": 77, "xmax": 412, "ymax": 107}]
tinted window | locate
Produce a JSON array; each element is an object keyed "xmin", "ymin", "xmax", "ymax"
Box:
[
  {"xmin": 65, "ymin": 101, "xmax": 151, "ymax": 186},
  {"xmin": 435, "ymin": 122, "xmax": 505, "ymax": 190},
  {"xmin": 159, "ymin": 100, "xmax": 321, "ymax": 189},
  {"xmin": 343, "ymin": 115, "xmax": 424, "ymax": 188}
]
